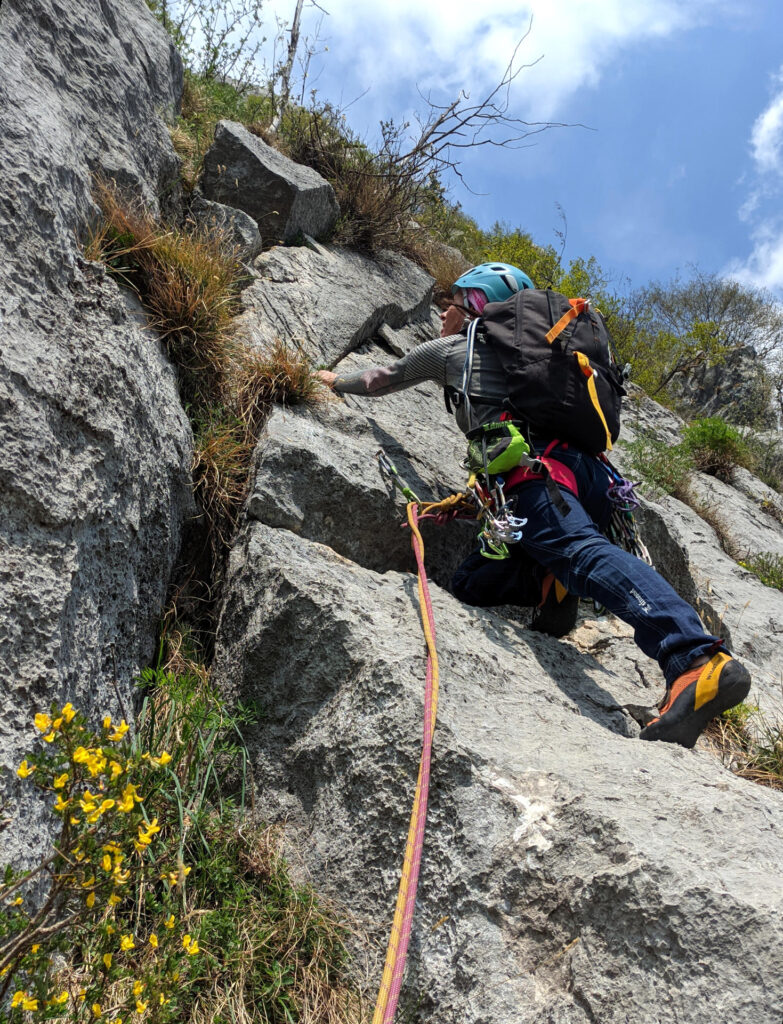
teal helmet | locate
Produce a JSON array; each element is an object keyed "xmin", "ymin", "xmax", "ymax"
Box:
[{"xmin": 452, "ymin": 262, "xmax": 534, "ymax": 303}]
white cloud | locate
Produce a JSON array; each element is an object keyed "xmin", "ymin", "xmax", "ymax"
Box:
[
  {"xmin": 728, "ymin": 66, "xmax": 783, "ymax": 296},
  {"xmin": 749, "ymin": 67, "xmax": 783, "ymax": 174},
  {"xmin": 725, "ymin": 223, "xmax": 783, "ymax": 292},
  {"xmin": 275, "ymin": 0, "xmax": 736, "ymax": 123}
]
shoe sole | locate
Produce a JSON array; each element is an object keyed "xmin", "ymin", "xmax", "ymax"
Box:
[
  {"xmin": 531, "ymin": 594, "xmax": 580, "ymax": 638},
  {"xmin": 639, "ymin": 662, "xmax": 751, "ymax": 748}
]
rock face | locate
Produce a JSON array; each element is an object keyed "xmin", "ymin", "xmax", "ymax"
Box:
[
  {"xmin": 201, "ymin": 120, "xmax": 339, "ymax": 244},
  {"xmin": 0, "ymin": 0, "xmax": 194, "ymax": 865},
  {"xmin": 673, "ymin": 345, "xmax": 777, "ymax": 428},
  {"xmin": 214, "ymin": 253, "xmax": 783, "ymax": 1021},
  {"xmin": 239, "ymin": 244, "xmax": 435, "ymax": 364},
  {"xmin": 188, "ymin": 188, "xmax": 263, "ymax": 259}
]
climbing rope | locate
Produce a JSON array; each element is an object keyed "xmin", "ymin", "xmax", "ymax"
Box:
[{"xmin": 372, "ymin": 500, "xmax": 440, "ymax": 1024}]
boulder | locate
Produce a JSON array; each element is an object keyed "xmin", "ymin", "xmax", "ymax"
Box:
[
  {"xmin": 187, "ymin": 188, "xmax": 263, "ymax": 260},
  {"xmin": 0, "ymin": 0, "xmax": 194, "ymax": 867},
  {"xmin": 239, "ymin": 244, "xmax": 434, "ymax": 365},
  {"xmin": 214, "ymin": 520, "xmax": 783, "ymax": 1023},
  {"xmin": 201, "ymin": 120, "xmax": 339, "ymax": 244}
]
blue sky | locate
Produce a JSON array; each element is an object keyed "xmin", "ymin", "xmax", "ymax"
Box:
[{"xmin": 258, "ymin": 0, "xmax": 783, "ymax": 298}]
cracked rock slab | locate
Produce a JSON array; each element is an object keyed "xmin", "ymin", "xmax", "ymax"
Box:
[
  {"xmin": 214, "ymin": 522, "xmax": 783, "ymax": 1024},
  {"xmin": 238, "ymin": 245, "xmax": 434, "ymax": 366}
]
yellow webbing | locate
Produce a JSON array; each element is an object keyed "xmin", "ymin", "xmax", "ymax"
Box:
[{"xmin": 575, "ymin": 351, "xmax": 613, "ymax": 451}]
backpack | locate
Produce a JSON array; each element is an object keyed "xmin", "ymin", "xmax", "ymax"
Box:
[{"xmin": 455, "ymin": 289, "xmax": 626, "ymax": 455}]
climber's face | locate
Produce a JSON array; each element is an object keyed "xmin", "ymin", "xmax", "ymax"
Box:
[{"xmin": 440, "ymin": 290, "xmax": 468, "ymax": 337}]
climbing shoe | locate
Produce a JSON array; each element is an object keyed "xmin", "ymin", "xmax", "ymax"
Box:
[
  {"xmin": 639, "ymin": 651, "xmax": 751, "ymax": 749},
  {"xmin": 530, "ymin": 572, "xmax": 579, "ymax": 638}
]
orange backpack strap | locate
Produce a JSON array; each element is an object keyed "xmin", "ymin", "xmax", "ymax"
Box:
[{"xmin": 545, "ymin": 298, "xmax": 589, "ymax": 345}]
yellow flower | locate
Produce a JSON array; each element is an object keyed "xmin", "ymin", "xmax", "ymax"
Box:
[
  {"xmin": 34, "ymin": 712, "xmax": 52, "ymax": 733},
  {"xmin": 92, "ymin": 1002, "xmax": 102, "ymax": 1016},
  {"xmin": 108, "ymin": 892, "xmax": 121, "ymax": 906},
  {"xmin": 43, "ymin": 730, "xmax": 57, "ymax": 742},
  {"xmin": 23, "ymin": 996, "xmax": 39, "ymax": 1011},
  {"xmin": 31, "ymin": 945, "xmax": 40, "ymax": 954},
  {"xmin": 182, "ymin": 933, "xmax": 200, "ymax": 955},
  {"xmin": 81, "ymin": 875, "xmax": 96, "ymax": 888},
  {"xmin": 86, "ymin": 891, "xmax": 96, "ymax": 908},
  {"xmin": 132, "ymin": 981, "xmax": 143, "ymax": 997},
  {"xmin": 73, "ymin": 746, "xmax": 90, "ymax": 763},
  {"xmin": 52, "ymin": 991, "xmax": 69, "ymax": 1005},
  {"xmin": 103, "ymin": 952, "xmax": 113, "ymax": 969},
  {"xmin": 103, "ymin": 715, "xmax": 112, "ymax": 730},
  {"xmin": 11, "ymin": 992, "xmax": 25, "ymax": 1008},
  {"xmin": 117, "ymin": 783, "xmax": 142, "ymax": 813},
  {"xmin": 135, "ymin": 999, "xmax": 148, "ymax": 1014},
  {"xmin": 149, "ymin": 933, "xmax": 158, "ymax": 949},
  {"xmin": 54, "ymin": 772, "xmax": 69, "ymax": 789},
  {"xmin": 61, "ymin": 703, "xmax": 76, "ymax": 722},
  {"xmin": 120, "ymin": 933, "xmax": 135, "ymax": 951},
  {"xmin": 164, "ymin": 914, "xmax": 175, "ymax": 929},
  {"xmin": 78, "ymin": 988, "xmax": 87, "ymax": 1002},
  {"xmin": 109, "ymin": 761, "xmax": 123, "ymax": 781},
  {"xmin": 12, "ymin": 896, "xmax": 22, "ymax": 906},
  {"xmin": 159, "ymin": 994, "xmax": 167, "ymax": 1006},
  {"xmin": 70, "ymin": 816, "xmax": 81, "ymax": 825},
  {"xmin": 151, "ymin": 751, "xmax": 172, "ymax": 767},
  {"xmin": 17, "ymin": 760, "xmax": 35, "ymax": 778},
  {"xmin": 107, "ymin": 720, "xmax": 129, "ymax": 742},
  {"xmin": 106, "ymin": 925, "xmax": 116, "ymax": 935}
]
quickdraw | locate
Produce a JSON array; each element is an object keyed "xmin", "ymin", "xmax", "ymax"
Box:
[{"xmin": 377, "ymin": 450, "xmax": 528, "ymax": 561}]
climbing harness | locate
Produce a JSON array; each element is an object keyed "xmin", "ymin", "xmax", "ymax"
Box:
[
  {"xmin": 376, "ymin": 450, "xmax": 528, "ymax": 561},
  {"xmin": 371, "ymin": 499, "xmax": 439, "ymax": 1024}
]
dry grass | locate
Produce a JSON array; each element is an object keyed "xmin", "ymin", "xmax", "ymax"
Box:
[
  {"xmin": 87, "ymin": 180, "xmax": 244, "ymax": 407},
  {"xmin": 704, "ymin": 703, "xmax": 783, "ymax": 791},
  {"xmin": 234, "ymin": 339, "xmax": 329, "ymax": 435},
  {"xmin": 191, "ymin": 410, "xmax": 255, "ymax": 554}
]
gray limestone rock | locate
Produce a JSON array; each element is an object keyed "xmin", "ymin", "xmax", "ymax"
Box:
[
  {"xmin": 214, "ymin": 521, "xmax": 783, "ymax": 1024},
  {"xmin": 239, "ymin": 245, "xmax": 434, "ymax": 366},
  {"xmin": 188, "ymin": 188, "xmax": 263, "ymax": 259},
  {"xmin": 201, "ymin": 121, "xmax": 339, "ymax": 244},
  {"xmin": 0, "ymin": 0, "xmax": 194, "ymax": 865}
]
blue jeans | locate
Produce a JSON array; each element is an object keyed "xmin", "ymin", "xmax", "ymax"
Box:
[{"xmin": 452, "ymin": 443, "xmax": 724, "ymax": 685}]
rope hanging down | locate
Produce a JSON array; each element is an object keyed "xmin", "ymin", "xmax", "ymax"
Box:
[{"xmin": 372, "ymin": 501, "xmax": 440, "ymax": 1024}]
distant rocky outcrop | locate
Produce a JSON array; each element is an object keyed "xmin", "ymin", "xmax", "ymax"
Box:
[{"xmin": 673, "ymin": 344, "xmax": 778, "ymax": 428}]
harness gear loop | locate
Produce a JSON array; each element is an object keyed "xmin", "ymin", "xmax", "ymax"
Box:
[{"xmin": 372, "ymin": 502, "xmax": 439, "ymax": 1024}]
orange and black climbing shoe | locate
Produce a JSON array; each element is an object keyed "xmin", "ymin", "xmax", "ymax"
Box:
[
  {"xmin": 531, "ymin": 572, "xmax": 580, "ymax": 638},
  {"xmin": 639, "ymin": 651, "xmax": 751, "ymax": 749}
]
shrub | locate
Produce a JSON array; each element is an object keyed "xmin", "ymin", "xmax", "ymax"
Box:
[
  {"xmin": 623, "ymin": 433, "xmax": 694, "ymax": 500},
  {"xmin": 0, "ymin": 667, "xmax": 361, "ymax": 1023},
  {"xmin": 681, "ymin": 417, "xmax": 753, "ymax": 480},
  {"xmin": 738, "ymin": 551, "xmax": 783, "ymax": 591}
]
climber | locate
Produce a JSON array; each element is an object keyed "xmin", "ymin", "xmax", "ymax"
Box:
[{"xmin": 316, "ymin": 262, "xmax": 751, "ymax": 749}]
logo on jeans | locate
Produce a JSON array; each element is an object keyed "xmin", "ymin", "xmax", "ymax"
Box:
[{"xmin": 630, "ymin": 588, "xmax": 651, "ymax": 614}]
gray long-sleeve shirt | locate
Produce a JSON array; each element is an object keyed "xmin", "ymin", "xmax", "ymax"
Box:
[{"xmin": 333, "ymin": 332, "xmax": 509, "ymax": 435}]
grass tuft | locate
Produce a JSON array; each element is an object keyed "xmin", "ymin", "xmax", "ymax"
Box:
[
  {"xmin": 706, "ymin": 701, "xmax": 783, "ymax": 791},
  {"xmin": 234, "ymin": 340, "xmax": 328, "ymax": 435},
  {"xmin": 87, "ymin": 180, "xmax": 245, "ymax": 408}
]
